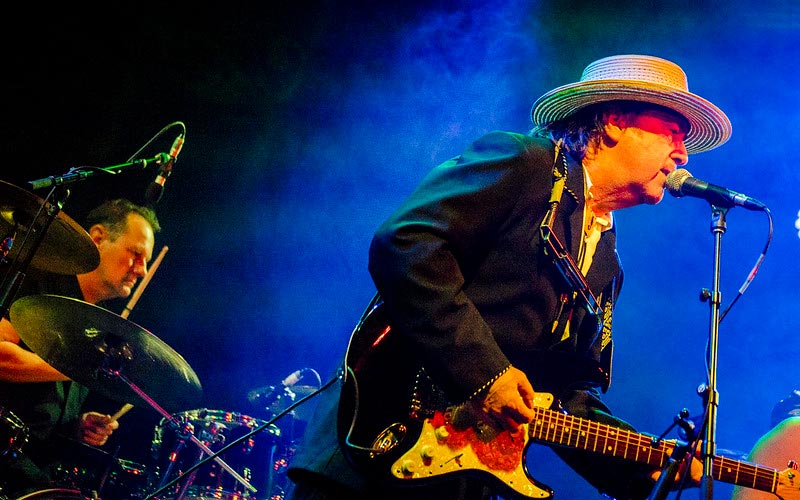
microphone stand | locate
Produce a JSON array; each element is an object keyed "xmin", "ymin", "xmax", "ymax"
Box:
[
  {"xmin": 699, "ymin": 204, "xmax": 728, "ymax": 500},
  {"xmin": 27, "ymin": 154, "xmax": 169, "ymax": 191},
  {"xmin": 647, "ymin": 409, "xmax": 697, "ymax": 500}
]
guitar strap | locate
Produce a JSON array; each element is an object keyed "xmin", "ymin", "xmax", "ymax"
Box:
[
  {"xmin": 539, "ymin": 141, "xmax": 602, "ymax": 319},
  {"xmin": 539, "ymin": 140, "xmax": 614, "ymax": 392},
  {"xmin": 548, "ymin": 139, "xmax": 568, "ymax": 205}
]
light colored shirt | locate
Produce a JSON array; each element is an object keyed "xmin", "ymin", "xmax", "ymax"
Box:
[{"xmin": 578, "ymin": 168, "xmax": 613, "ymax": 276}]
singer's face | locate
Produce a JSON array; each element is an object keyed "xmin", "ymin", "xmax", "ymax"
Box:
[
  {"xmin": 608, "ymin": 108, "xmax": 689, "ymax": 206},
  {"xmin": 91, "ymin": 213, "xmax": 155, "ymax": 301}
]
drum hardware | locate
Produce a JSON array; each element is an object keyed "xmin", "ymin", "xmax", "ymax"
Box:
[
  {"xmin": 14, "ymin": 488, "xmax": 84, "ymax": 499},
  {"xmin": 246, "ymin": 368, "xmax": 323, "ymax": 497},
  {"xmin": 246, "ymin": 371, "xmax": 333, "ymax": 500},
  {"xmin": 0, "ymin": 180, "xmax": 100, "ymax": 325},
  {"xmin": 0, "ymin": 406, "xmax": 29, "ymax": 459},
  {"xmin": 151, "ymin": 419, "xmax": 195, "ymax": 496},
  {"xmin": 9, "ymin": 295, "xmax": 202, "ymax": 414},
  {"xmin": 48, "ymin": 440, "xmax": 149, "ymax": 500},
  {"xmin": 0, "ymin": 180, "xmax": 100, "ymax": 277},
  {"xmin": 0, "ymin": 174, "xmax": 286, "ymax": 499},
  {"xmin": 150, "ymin": 409, "xmax": 280, "ymax": 500},
  {"xmin": 247, "ymin": 368, "xmax": 323, "ymax": 426},
  {"xmin": 264, "ymin": 440, "xmax": 298, "ymax": 500},
  {"xmin": 153, "ymin": 381, "xmax": 329, "ymax": 500},
  {"xmin": 93, "ymin": 445, "xmax": 148, "ymax": 500},
  {"xmin": 8, "ymin": 295, "xmax": 253, "ymax": 499},
  {"xmin": 137, "ymin": 400, "xmax": 258, "ymax": 498},
  {"xmin": 1, "ymin": 236, "xmax": 12, "ymax": 261}
]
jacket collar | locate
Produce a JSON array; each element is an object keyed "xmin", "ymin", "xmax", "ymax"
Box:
[{"xmin": 558, "ymin": 152, "xmax": 621, "ymax": 295}]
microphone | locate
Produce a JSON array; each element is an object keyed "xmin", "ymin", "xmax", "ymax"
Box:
[
  {"xmin": 144, "ymin": 133, "xmax": 185, "ymax": 206},
  {"xmin": 280, "ymin": 369, "xmax": 305, "ymax": 387},
  {"xmin": 246, "ymin": 369, "xmax": 307, "ymax": 403},
  {"xmin": 665, "ymin": 168, "xmax": 765, "ymax": 211}
]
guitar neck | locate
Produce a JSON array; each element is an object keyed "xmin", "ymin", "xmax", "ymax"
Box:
[{"xmin": 529, "ymin": 407, "xmax": 779, "ymax": 493}]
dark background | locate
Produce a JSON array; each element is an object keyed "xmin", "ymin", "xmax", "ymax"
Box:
[{"xmin": 2, "ymin": 1, "xmax": 798, "ymax": 498}]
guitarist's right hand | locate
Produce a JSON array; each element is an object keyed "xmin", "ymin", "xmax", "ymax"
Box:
[{"xmin": 477, "ymin": 366, "xmax": 537, "ymax": 431}]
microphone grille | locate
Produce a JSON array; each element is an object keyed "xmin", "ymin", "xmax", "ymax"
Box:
[
  {"xmin": 144, "ymin": 183, "xmax": 164, "ymax": 206},
  {"xmin": 665, "ymin": 168, "xmax": 692, "ymax": 198}
]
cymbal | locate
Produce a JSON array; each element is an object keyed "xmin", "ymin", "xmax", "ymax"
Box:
[
  {"xmin": 10, "ymin": 294, "xmax": 202, "ymax": 413},
  {"xmin": 247, "ymin": 384, "xmax": 320, "ymax": 422},
  {"xmin": 0, "ymin": 180, "xmax": 99, "ymax": 274},
  {"xmin": 288, "ymin": 385, "xmax": 318, "ymax": 398}
]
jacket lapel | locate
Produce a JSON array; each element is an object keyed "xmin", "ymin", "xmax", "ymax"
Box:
[
  {"xmin": 563, "ymin": 160, "xmax": 584, "ymax": 259},
  {"xmin": 561, "ymin": 159, "xmax": 621, "ymax": 295},
  {"xmin": 588, "ymin": 228, "xmax": 621, "ymax": 294}
]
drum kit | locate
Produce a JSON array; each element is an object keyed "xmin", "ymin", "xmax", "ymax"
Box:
[{"xmin": 0, "ymin": 180, "xmax": 317, "ymax": 500}]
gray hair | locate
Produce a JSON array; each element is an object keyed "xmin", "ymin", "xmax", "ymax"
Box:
[
  {"xmin": 82, "ymin": 199, "xmax": 161, "ymax": 238},
  {"xmin": 530, "ymin": 101, "xmax": 689, "ymax": 161}
]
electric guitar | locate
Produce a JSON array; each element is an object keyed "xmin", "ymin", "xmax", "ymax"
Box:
[{"xmin": 337, "ymin": 300, "xmax": 800, "ymax": 499}]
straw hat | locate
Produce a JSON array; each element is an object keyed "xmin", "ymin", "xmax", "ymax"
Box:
[{"xmin": 531, "ymin": 55, "xmax": 731, "ymax": 154}]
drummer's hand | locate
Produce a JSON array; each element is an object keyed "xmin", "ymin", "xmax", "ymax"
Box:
[{"xmin": 79, "ymin": 411, "xmax": 119, "ymax": 446}]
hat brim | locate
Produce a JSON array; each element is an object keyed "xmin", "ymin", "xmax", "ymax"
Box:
[{"xmin": 531, "ymin": 80, "xmax": 732, "ymax": 154}]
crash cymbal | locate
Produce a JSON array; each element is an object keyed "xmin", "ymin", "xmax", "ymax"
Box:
[
  {"xmin": 10, "ymin": 294, "xmax": 202, "ymax": 413},
  {"xmin": 0, "ymin": 180, "xmax": 100, "ymax": 274}
]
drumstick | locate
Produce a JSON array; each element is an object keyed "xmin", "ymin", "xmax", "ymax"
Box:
[
  {"xmin": 121, "ymin": 245, "xmax": 169, "ymax": 319},
  {"xmin": 116, "ymin": 245, "xmax": 169, "ymax": 418},
  {"xmin": 110, "ymin": 403, "xmax": 134, "ymax": 423}
]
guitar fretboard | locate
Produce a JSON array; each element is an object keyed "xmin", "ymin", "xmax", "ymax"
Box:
[{"xmin": 529, "ymin": 407, "xmax": 778, "ymax": 493}]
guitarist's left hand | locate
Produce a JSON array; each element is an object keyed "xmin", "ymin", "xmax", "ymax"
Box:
[
  {"xmin": 648, "ymin": 444, "xmax": 704, "ymax": 487},
  {"xmin": 477, "ymin": 366, "xmax": 537, "ymax": 431}
]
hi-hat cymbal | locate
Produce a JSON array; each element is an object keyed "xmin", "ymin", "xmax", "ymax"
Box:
[
  {"xmin": 10, "ymin": 294, "xmax": 202, "ymax": 414},
  {"xmin": 247, "ymin": 384, "xmax": 320, "ymax": 422},
  {"xmin": 0, "ymin": 180, "xmax": 100, "ymax": 274}
]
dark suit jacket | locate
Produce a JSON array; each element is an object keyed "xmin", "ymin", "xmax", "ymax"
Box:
[
  {"xmin": 368, "ymin": 131, "xmax": 621, "ymax": 401},
  {"xmin": 289, "ymin": 132, "xmax": 655, "ymax": 500}
]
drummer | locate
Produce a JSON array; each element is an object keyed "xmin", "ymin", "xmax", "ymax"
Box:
[{"xmin": 0, "ymin": 198, "xmax": 160, "ymax": 497}]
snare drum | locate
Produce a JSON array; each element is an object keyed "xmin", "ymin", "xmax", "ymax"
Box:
[
  {"xmin": 149, "ymin": 409, "xmax": 280, "ymax": 500},
  {"xmin": 0, "ymin": 406, "xmax": 28, "ymax": 458}
]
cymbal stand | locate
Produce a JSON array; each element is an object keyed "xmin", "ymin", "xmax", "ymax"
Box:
[
  {"xmin": 153, "ymin": 423, "xmax": 191, "ymax": 493},
  {"xmin": 172, "ymin": 452, "xmax": 200, "ymax": 500},
  {"xmin": 95, "ymin": 349, "xmax": 256, "ymax": 497},
  {"xmin": 0, "ymin": 185, "xmax": 69, "ymax": 318},
  {"xmin": 699, "ymin": 205, "xmax": 728, "ymax": 500}
]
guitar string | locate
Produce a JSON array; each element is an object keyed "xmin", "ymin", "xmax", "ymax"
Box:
[{"xmin": 527, "ymin": 407, "xmax": 778, "ymax": 491}]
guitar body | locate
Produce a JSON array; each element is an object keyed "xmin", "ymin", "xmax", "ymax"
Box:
[
  {"xmin": 337, "ymin": 300, "xmax": 800, "ymax": 500},
  {"xmin": 336, "ymin": 299, "xmax": 556, "ymax": 498},
  {"xmin": 387, "ymin": 398, "xmax": 557, "ymax": 499},
  {"xmin": 337, "ymin": 300, "xmax": 424, "ymax": 478}
]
